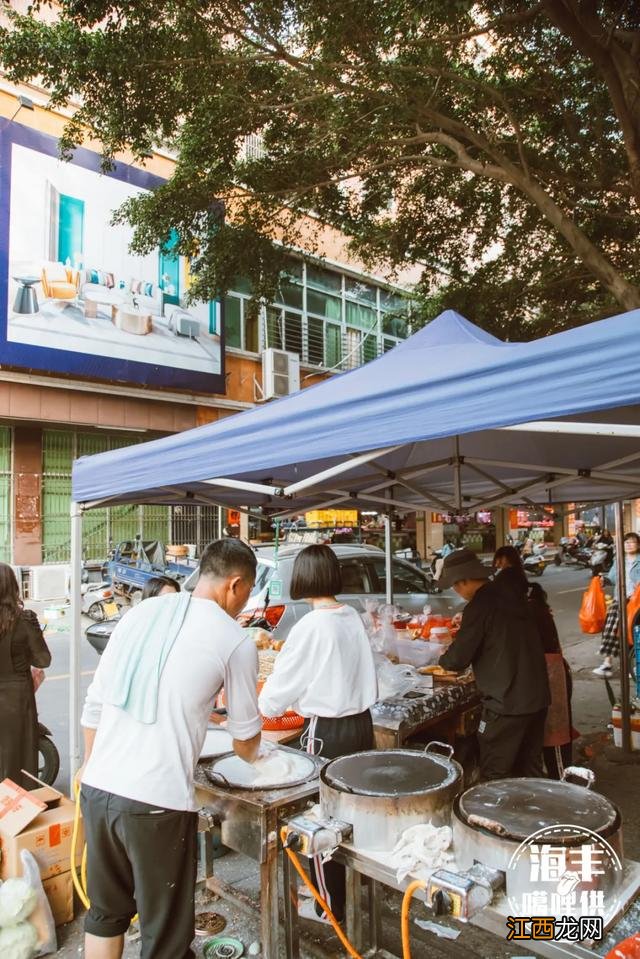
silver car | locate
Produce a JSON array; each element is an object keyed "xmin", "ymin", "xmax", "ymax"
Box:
[{"xmin": 230, "ymin": 543, "xmax": 461, "ymax": 641}]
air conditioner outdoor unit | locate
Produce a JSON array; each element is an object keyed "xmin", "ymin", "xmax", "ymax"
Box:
[
  {"xmin": 29, "ymin": 564, "xmax": 71, "ymax": 601},
  {"xmin": 262, "ymin": 348, "xmax": 301, "ymax": 400}
]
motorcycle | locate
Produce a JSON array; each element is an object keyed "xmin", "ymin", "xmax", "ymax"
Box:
[
  {"xmin": 589, "ymin": 540, "xmax": 614, "ymax": 575},
  {"xmin": 37, "ymin": 720, "xmax": 60, "ymax": 786},
  {"xmin": 514, "ymin": 540, "xmax": 546, "ymax": 576},
  {"xmin": 554, "ymin": 536, "xmax": 592, "ymax": 568},
  {"xmin": 82, "ymin": 582, "xmax": 119, "ymax": 622}
]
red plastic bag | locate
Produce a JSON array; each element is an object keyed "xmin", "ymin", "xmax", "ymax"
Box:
[{"xmin": 578, "ymin": 576, "xmax": 606, "ymax": 634}]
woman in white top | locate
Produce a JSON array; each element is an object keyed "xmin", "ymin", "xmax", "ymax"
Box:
[{"xmin": 259, "ymin": 545, "xmax": 378, "ymax": 925}]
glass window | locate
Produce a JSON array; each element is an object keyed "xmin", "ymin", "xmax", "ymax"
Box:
[
  {"xmin": 232, "ymin": 275, "xmax": 253, "ymax": 295},
  {"xmin": 224, "ymin": 295, "xmax": 242, "ymax": 348},
  {"xmin": 380, "ymin": 290, "xmax": 408, "ymax": 314},
  {"xmin": 265, "ymin": 307, "xmax": 284, "ymax": 349},
  {"xmin": 338, "ymin": 559, "xmax": 373, "ymax": 594},
  {"xmin": 306, "ymin": 263, "xmax": 342, "ymax": 294},
  {"xmin": 345, "ymin": 277, "xmax": 377, "ymax": 304},
  {"xmin": 307, "ymin": 317, "xmax": 324, "ymax": 365},
  {"xmin": 382, "ymin": 313, "xmax": 408, "ymax": 338},
  {"xmin": 245, "ymin": 309, "xmax": 259, "ymax": 352},
  {"xmin": 362, "ymin": 332, "xmax": 379, "ymax": 363},
  {"xmin": 307, "ymin": 287, "xmax": 342, "ymax": 322},
  {"xmin": 284, "ymin": 260, "xmax": 303, "ymax": 282},
  {"xmin": 325, "ymin": 323, "xmax": 342, "ymax": 367},
  {"xmin": 345, "ymin": 300, "xmax": 377, "ymax": 331},
  {"xmin": 284, "ymin": 311, "xmax": 303, "ymax": 355},
  {"xmin": 371, "ymin": 559, "xmax": 429, "ymax": 595},
  {"xmin": 383, "ymin": 337, "xmax": 397, "ymax": 353},
  {"xmin": 275, "ymin": 280, "xmax": 303, "ymax": 310}
]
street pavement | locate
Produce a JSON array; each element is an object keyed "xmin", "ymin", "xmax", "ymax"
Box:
[{"xmin": 45, "ymin": 564, "xmax": 640, "ymax": 956}]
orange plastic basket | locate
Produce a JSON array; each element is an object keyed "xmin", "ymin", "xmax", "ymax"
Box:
[{"xmin": 262, "ymin": 712, "xmax": 305, "ymax": 731}]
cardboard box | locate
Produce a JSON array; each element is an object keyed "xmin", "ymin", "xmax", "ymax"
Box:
[
  {"xmin": 0, "ymin": 782, "xmax": 83, "ymax": 881},
  {"xmin": 43, "ymin": 871, "xmax": 74, "ymax": 926}
]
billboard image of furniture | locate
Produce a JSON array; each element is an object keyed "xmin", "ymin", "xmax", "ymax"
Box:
[{"xmin": 2, "ymin": 124, "xmax": 223, "ymax": 392}]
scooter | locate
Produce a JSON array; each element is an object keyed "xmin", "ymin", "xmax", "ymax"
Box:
[
  {"xmin": 37, "ymin": 721, "xmax": 60, "ymax": 786},
  {"xmin": 554, "ymin": 536, "xmax": 592, "ymax": 568},
  {"xmin": 523, "ymin": 552, "xmax": 546, "ymax": 577},
  {"xmin": 589, "ymin": 541, "xmax": 614, "ymax": 575},
  {"xmin": 82, "ymin": 582, "xmax": 118, "ymax": 622}
]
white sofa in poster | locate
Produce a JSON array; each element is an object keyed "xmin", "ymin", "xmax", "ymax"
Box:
[{"xmin": 79, "ymin": 270, "xmax": 164, "ymax": 316}]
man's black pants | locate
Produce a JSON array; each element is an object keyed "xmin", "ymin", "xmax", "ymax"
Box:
[
  {"xmin": 477, "ymin": 707, "xmax": 548, "ymax": 781},
  {"xmin": 81, "ymin": 785, "xmax": 197, "ymax": 959}
]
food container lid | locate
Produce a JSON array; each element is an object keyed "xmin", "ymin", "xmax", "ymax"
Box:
[
  {"xmin": 457, "ymin": 778, "xmax": 619, "ymax": 842},
  {"xmin": 322, "ymin": 748, "xmax": 458, "ymax": 797}
]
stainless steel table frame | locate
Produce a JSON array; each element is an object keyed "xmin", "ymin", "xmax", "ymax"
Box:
[{"xmin": 194, "ymin": 750, "xmax": 325, "ymax": 959}]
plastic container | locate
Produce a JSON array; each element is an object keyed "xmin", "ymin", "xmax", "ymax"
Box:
[
  {"xmin": 429, "ymin": 626, "xmax": 451, "ymax": 643},
  {"xmin": 396, "ymin": 637, "xmax": 447, "ymax": 668},
  {"xmin": 611, "ymin": 706, "xmax": 640, "ymax": 750}
]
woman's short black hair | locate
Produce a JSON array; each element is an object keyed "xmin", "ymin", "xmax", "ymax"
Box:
[
  {"xmin": 493, "ymin": 545, "xmax": 523, "ymax": 569},
  {"xmin": 624, "ymin": 532, "xmax": 640, "ymax": 546},
  {"xmin": 142, "ymin": 575, "xmax": 181, "ymax": 600},
  {"xmin": 289, "ymin": 544, "xmax": 343, "ymax": 600}
]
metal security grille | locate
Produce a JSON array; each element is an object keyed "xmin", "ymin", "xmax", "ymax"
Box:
[
  {"xmin": 0, "ymin": 428, "xmax": 12, "ymax": 563},
  {"xmin": 171, "ymin": 504, "xmax": 220, "ymax": 554},
  {"xmin": 42, "ymin": 430, "xmax": 220, "ymax": 563}
]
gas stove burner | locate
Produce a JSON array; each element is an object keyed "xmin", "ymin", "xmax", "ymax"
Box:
[{"xmin": 203, "ymin": 937, "xmax": 244, "ymax": 959}]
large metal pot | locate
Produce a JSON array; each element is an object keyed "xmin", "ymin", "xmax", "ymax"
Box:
[
  {"xmin": 320, "ymin": 741, "xmax": 462, "ymax": 852},
  {"xmin": 452, "ymin": 770, "xmax": 624, "ymax": 922}
]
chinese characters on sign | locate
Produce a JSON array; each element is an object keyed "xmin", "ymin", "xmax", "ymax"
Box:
[{"xmin": 506, "ymin": 916, "xmax": 604, "ymax": 942}]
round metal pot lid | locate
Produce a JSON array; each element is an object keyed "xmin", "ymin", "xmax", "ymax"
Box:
[
  {"xmin": 206, "ymin": 750, "xmax": 317, "ymax": 791},
  {"xmin": 322, "ymin": 749, "xmax": 458, "ymax": 797},
  {"xmin": 457, "ymin": 778, "xmax": 619, "ymax": 842}
]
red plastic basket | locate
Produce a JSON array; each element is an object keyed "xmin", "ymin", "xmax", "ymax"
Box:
[{"xmin": 262, "ymin": 712, "xmax": 305, "ymax": 731}]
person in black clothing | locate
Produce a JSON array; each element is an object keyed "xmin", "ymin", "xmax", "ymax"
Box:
[
  {"xmin": 438, "ymin": 549, "xmax": 550, "ymax": 781},
  {"xmin": 0, "ymin": 564, "xmax": 51, "ymax": 788},
  {"xmin": 493, "ymin": 547, "xmax": 575, "ymax": 778}
]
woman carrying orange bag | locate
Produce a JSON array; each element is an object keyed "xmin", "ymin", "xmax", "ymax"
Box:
[{"xmin": 594, "ymin": 532, "xmax": 640, "ymax": 679}]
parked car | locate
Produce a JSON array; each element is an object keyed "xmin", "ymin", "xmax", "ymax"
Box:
[{"xmin": 85, "ymin": 543, "xmax": 462, "ymax": 653}]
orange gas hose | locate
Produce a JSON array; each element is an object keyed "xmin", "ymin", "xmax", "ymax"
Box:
[
  {"xmin": 401, "ymin": 879, "xmax": 428, "ymax": 959},
  {"xmin": 279, "ymin": 828, "xmax": 362, "ymax": 959}
]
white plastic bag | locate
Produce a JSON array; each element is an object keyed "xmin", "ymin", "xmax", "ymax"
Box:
[
  {"xmin": 376, "ymin": 658, "xmax": 419, "ymax": 700},
  {"xmin": 19, "ymin": 850, "xmax": 57, "ymax": 957}
]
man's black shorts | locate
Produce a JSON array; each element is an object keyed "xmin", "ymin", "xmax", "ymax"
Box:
[{"xmin": 80, "ymin": 784, "xmax": 197, "ymax": 959}]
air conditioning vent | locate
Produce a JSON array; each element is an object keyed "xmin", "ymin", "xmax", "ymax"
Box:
[{"xmin": 262, "ymin": 348, "xmax": 301, "ymax": 399}]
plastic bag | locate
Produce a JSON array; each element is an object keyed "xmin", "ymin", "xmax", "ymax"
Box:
[
  {"xmin": 376, "ymin": 659, "xmax": 419, "ymax": 700},
  {"xmin": 19, "ymin": 850, "xmax": 57, "ymax": 957},
  {"xmin": 578, "ymin": 577, "xmax": 606, "ymax": 634}
]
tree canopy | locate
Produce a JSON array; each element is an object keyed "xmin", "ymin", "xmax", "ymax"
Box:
[{"xmin": 1, "ymin": 0, "xmax": 639, "ymax": 338}]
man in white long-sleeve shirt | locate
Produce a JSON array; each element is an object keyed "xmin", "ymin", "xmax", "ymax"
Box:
[{"xmin": 79, "ymin": 539, "xmax": 263, "ymax": 959}]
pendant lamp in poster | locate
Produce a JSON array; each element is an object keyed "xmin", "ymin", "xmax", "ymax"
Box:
[{"xmin": 0, "ymin": 122, "xmax": 225, "ymax": 393}]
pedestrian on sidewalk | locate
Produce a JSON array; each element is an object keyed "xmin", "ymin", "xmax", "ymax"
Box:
[
  {"xmin": 438, "ymin": 549, "xmax": 549, "ymax": 781},
  {"xmin": 0, "ymin": 564, "xmax": 51, "ymax": 789},
  {"xmin": 594, "ymin": 532, "xmax": 640, "ymax": 678},
  {"xmin": 78, "ymin": 539, "xmax": 264, "ymax": 959}
]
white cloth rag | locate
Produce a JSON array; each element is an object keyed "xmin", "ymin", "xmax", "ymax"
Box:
[{"xmin": 390, "ymin": 822, "xmax": 456, "ymax": 883}]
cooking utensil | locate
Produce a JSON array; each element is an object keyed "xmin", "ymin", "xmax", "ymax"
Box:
[
  {"xmin": 320, "ymin": 741, "xmax": 462, "ymax": 852},
  {"xmin": 203, "ymin": 937, "xmax": 244, "ymax": 959},
  {"xmin": 452, "ymin": 773, "xmax": 623, "ymax": 920},
  {"xmin": 206, "ymin": 749, "xmax": 317, "ymax": 791}
]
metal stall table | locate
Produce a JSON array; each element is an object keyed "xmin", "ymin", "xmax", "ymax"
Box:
[
  {"xmin": 371, "ymin": 680, "xmax": 481, "ymax": 749},
  {"xmin": 194, "ymin": 748, "xmax": 325, "ymax": 958},
  {"xmin": 330, "ymin": 844, "xmax": 640, "ymax": 959}
]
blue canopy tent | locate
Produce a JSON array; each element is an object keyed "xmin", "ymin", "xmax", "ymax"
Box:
[{"xmin": 69, "ymin": 309, "xmax": 640, "ymax": 773}]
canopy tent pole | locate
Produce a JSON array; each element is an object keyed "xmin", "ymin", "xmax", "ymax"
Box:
[
  {"xmin": 614, "ymin": 501, "xmax": 632, "ymax": 754},
  {"xmin": 383, "ymin": 512, "xmax": 394, "ymax": 605},
  {"xmin": 69, "ymin": 501, "xmax": 83, "ymax": 790}
]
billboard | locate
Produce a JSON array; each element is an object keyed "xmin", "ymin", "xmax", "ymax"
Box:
[{"xmin": 0, "ymin": 123, "xmax": 225, "ymax": 392}]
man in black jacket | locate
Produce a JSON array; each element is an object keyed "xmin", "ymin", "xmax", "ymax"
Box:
[{"xmin": 438, "ymin": 549, "xmax": 550, "ymax": 780}]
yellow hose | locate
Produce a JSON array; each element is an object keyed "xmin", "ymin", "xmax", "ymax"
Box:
[
  {"xmin": 401, "ymin": 880, "xmax": 427, "ymax": 959},
  {"xmin": 72, "ymin": 781, "xmax": 139, "ymax": 923},
  {"xmin": 279, "ymin": 828, "xmax": 362, "ymax": 959}
]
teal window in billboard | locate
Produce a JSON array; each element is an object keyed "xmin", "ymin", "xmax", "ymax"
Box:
[{"xmin": 58, "ymin": 194, "xmax": 84, "ymax": 266}]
